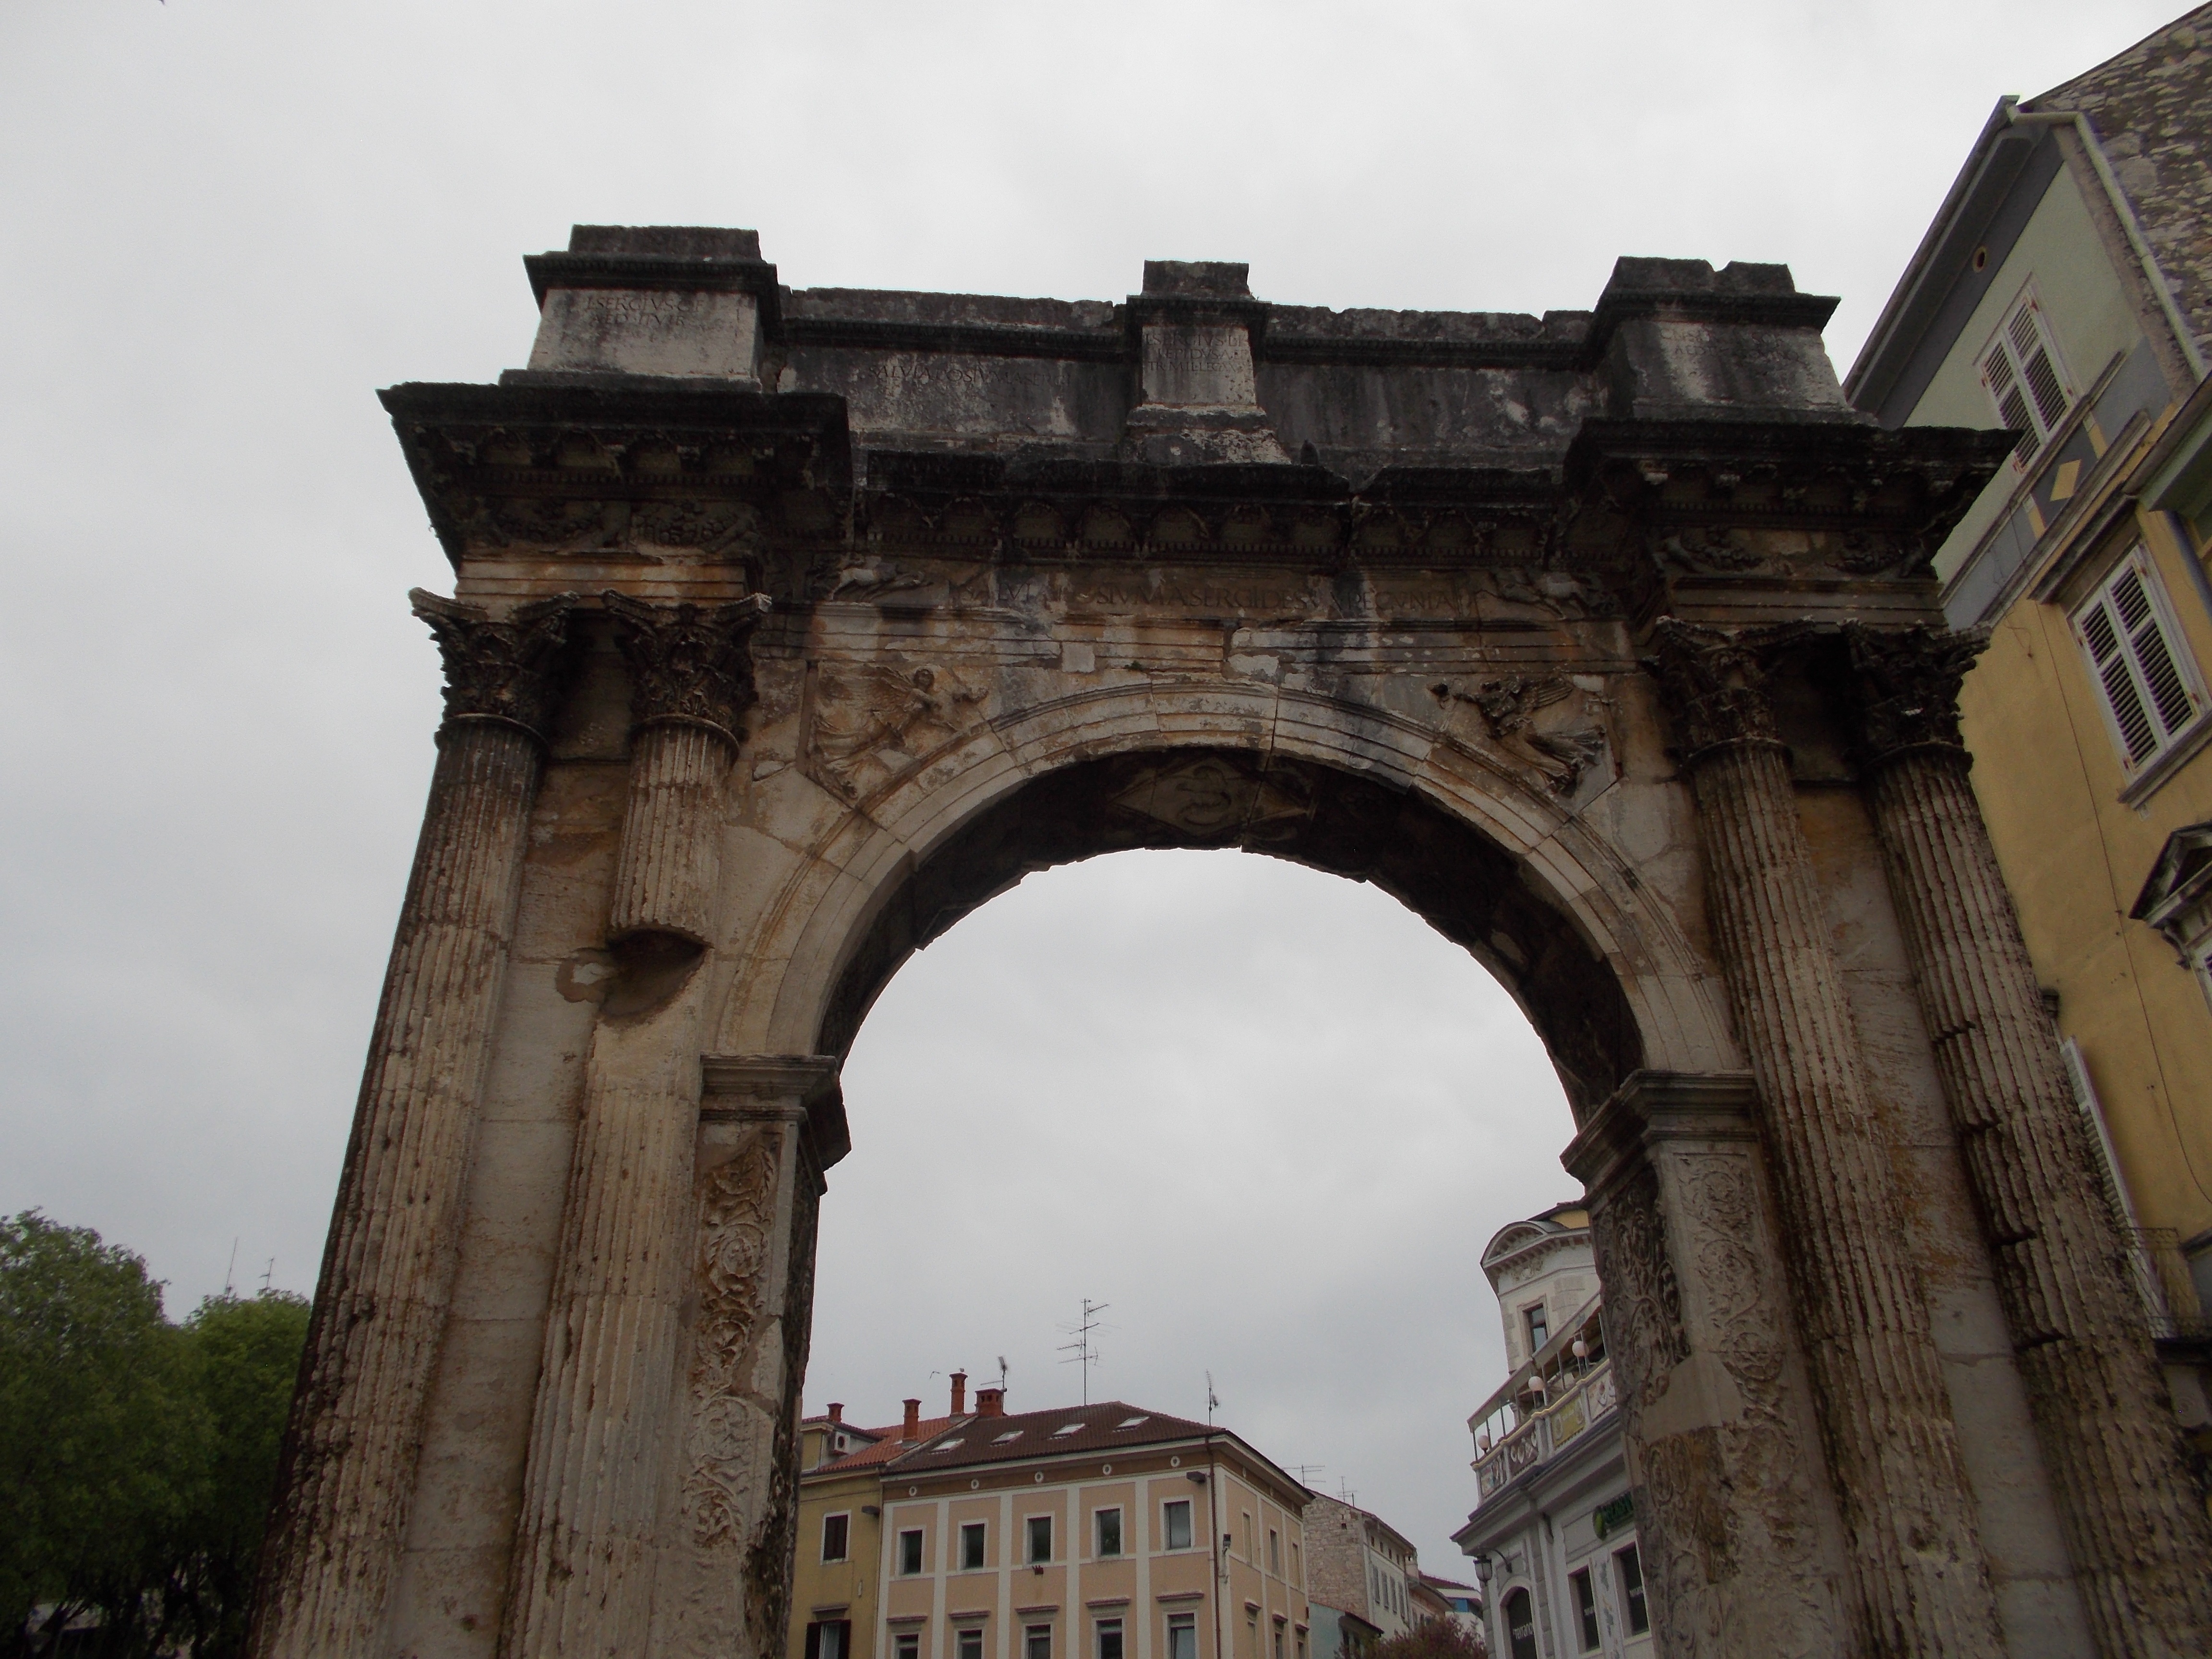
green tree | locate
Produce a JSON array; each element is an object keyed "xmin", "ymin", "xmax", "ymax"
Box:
[
  {"xmin": 0, "ymin": 1214, "xmax": 310, "ymax": 1657},
  {"xmin": 0, "ymin": 1213, "xmax": 204, "ymax": 1654},
  {"xmin": 160, "ymin": 1290, "xmax": 312, "ymax": 1658},
  {"xmin": 1370, "ymin": 1619, "xmax": 1487, "ymax": 1659}
]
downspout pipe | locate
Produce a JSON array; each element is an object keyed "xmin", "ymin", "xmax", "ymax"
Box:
[{"xmin": 2007, "ymin": 98, "xmax": 2209, "ymax": 379}]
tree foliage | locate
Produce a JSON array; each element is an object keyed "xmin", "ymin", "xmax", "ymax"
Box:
[
  {"xmin": 1370, "ymin": 1618, "xmax": 1488, "ymax": 1659},
  {"xmin": 0, "ymin": 1214, "xmax": 310, "ymax": 1657}
]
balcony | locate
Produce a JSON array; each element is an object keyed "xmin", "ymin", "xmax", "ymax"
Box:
[{"xmin": 1466, "ymin": 1298, "xmax": 1614, "ymax": 1508}]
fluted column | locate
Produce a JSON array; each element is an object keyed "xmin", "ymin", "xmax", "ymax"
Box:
[
  {"xmin": 1563, "ymin": 1072, "xmax": 1848, "ymax": 1659},
  {"xmin": 604, "ymin": 591, "xmax": 772, "ymax": 945},
  {"xmin": 500, "ymin": 592, "xmax": 770, "ymax": 1659},
  {"xmin": 1844, "ymin": 624, "xmax": 2212, "ymax": 1659},
  {"xmin": 1649, "ymin": 620, "xmax": 2005, "ymax": 1659},
  {"xmin": 250, "ymin": 591, "xmax": 575, "ymax": 1659}
]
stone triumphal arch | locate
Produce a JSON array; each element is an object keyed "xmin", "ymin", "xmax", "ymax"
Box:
[{"xmin": 250, "ymin": 229, "xmax": 2212, "ymax": 1659}]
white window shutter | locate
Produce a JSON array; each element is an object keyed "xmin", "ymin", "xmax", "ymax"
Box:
[{"xmin": 2074, "ymin": 549, "xmax": 2206, "ymax": 770}]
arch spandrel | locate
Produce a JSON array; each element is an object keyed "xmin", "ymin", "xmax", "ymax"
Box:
[{"xmin": 719, "ymin": 677, "xmax": 1742, "ymax": 1113}]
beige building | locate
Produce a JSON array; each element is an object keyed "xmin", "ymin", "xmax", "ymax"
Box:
[
  {"xmin": 793, "ymin": 1397, "xmax": 1311, "ymax": 1659},
  {"xmin": 1845, "ymin": 4, "xmax": 2212, "ymax": 1453}
]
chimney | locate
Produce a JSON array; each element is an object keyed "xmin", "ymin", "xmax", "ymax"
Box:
[
  {"xmin": 902, "ymin": 1398, "xmax": 922, "ymax": 1441},
  {"xmin": 950, "ymin": 1371, "xmax": 968, "ymax": 1415},
  {"xmin": 976, "ymin": 1386, "xmax": 1005, "ymax": 1419},
  {"xmin": 827, "ymin": 1403, "xmax": 844, "ymax": 1425}
]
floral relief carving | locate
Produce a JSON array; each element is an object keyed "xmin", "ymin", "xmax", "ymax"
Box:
[
  {"xmin": 1590, "ymin": 1164, "xmax": 1689, "ymax": 1412},
  {"xmin": 409, "ymin": 588, "xmax": 577, "ymax": 739},
  {"xmin": 681, "ymin": 1135, "xmax": 782, "ymax": 1551},
  {"xmin": 1840, "ymin": 623, "xmax": 1988, "ymax": 763},
  {"xmin": 1646, "ymin": 619, "xmax": 1785, "ymax": 758},
  {"xmin": 602, "ymin": 591, "xmax": 774, "ymax": 741}
]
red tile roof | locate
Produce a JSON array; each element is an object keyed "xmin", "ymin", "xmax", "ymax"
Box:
[
  {"xmin": 813, "ymin": 1415, "xmax": 962, "ymax": 1473},
  {"xmin": 887, "ymin": 1401, "xmax": 1221, "ymax": 1473}
]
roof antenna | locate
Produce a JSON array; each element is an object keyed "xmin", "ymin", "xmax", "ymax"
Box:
[
  {"xmin": 1057, "ymin": 1298, "xmax": 1108, "ymax": 1406},
  {"xmin": 223, "ymin": 1238, "xmax": 239, "ymax": 1298},
  {"xmin": 261, "ymin": 1258, "xmax": 275, "ymax": 1294},
  {"xmin": 997, "ymin": 1355, "xmax": 1009, "ymax": 1394},
  {"xmin": 1206, "ymin": 1371, "xmax": 1219, "ymax": 1427}
]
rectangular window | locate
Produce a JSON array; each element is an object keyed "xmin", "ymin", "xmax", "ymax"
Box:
[
  {"xmin": 1298, "ymin": 1635, "xmax": 1307, "ymax": 1659},
  {"xmin": 899, "ymin": 1528, "xmax": 924, "ymax": 1576},
  {"xmin": 2075, "ymin": 548, "xmax": 2205, "ymax": 770},
  {"xmin": 1028, "ymin": 1515, "xmax": 1053, "ymax": 1564},
  {"xmin": 962, "ymin": 1522, "xmax": 987, "ymax": 1572},
  {"xmin": 1268, "ymin": 1529, "xmax": 1280, "ymax": 1574},
  {"xmin": 1981, "ymin": 288, "xmax": 2073, "ymax": 463},
  {"xmin": 1291, "ymin": 1541, "xmax": 1300, "ymax": 1585},
  {"xmin": 807, "ymin": 1623, "xmax": 853, "ymax": 1659},
  {"xmin": 1273, "ymin": 1627, "xmax": 1285, "ymax": 1659},
  {"xmin": 822, "ymin": 1512, "xmax": 850, "ymax": 1563},
  {"xmin": 1616, "ymin": 1544, "xmax": 1649, "ymax": 1636},
  {"xmin": 1027, "ymin": 1626, "xmax": 1053, "ymax": 1659},
  {"xmin": 1167, "ymin": 1614, "xmax": 1198, "ymax": 1659},
  {"xmin": 1524, "ymin": 1303, "xmax": 1548, "ymax": 1353},
  {"xmin": 1097, "ymin": 1621, "xmax": 1124, "ymax": 1659},
  {"xmin": 1570, "ymin": 1569, "xmax": 1599, "ymax": 1651},
  {"xmin": 960, "ymin": 1633, "xmax": 985, "ymax": 1659},
  {"xmin": 898, "ymin": 1637, "xmax": 920, "ymax": 1659},
  {"xmin": 1246, "ymin": 1613, "xmax": 1258, "ymax": 1658},
  {"xmin": 1164, "ymin": 1500, "xmax": 1193, "ymax": 1551},
  {"xmin": 1241, "ymin": 1512, "xmax": 1253, "ymax": 1561},
  {"xmin": 1095, "ymin": 1508, "xmax": 1123, "ymax": 1558}
]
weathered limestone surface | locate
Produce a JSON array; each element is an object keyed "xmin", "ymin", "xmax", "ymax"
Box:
[
  {"xmin": 1648, "ymin": 623, "xmax": 2006, "ymax": 1658},
  {"xmin": 254, "ymin": 225, "xmax": 2207, "ymax": 1659},
  {"xmin": 252, "ymin": 594, "xmax": 573, "ymax": 1659},
  {"xmin": 1564, "ymin": 1073, "xmax": 1847, "ymax": 1659},
  {"xmin": 1844, "ymin": 625, "xmax": 2212, "ymax": 1659}
]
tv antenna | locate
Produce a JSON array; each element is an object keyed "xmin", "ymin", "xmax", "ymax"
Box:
[
  {"xmin": 223, "ymin": 1238, "xmax": 239, "ymax": 1298},
  {"xmin": 997, "ymin": 1355, "xmax": 1009, "ymax": 1395},
  {"xmin": 1291, "ymin": 1464, "xmax": 1326, "ymax": 1486},
  {"xmin": 261, "ymin": 1258, "xmax": 275, "ymax": 1294},
  {"xmin": 1205, "ymin": 1370, "xmax": 1219, "ymax": 1427},
  {"xmin": 1058, "ymin": 1299, "xmax": 1109, "ymax": 1405}
]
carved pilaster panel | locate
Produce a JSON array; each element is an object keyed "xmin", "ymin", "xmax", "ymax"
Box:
[
  {"xmin": 1568, "ymin": 1072, "xmax": 1844, "ymax": 1659},
  {"xmin": 650, "ymin": 1056, "xmax": 842, "ymax": 1659}
]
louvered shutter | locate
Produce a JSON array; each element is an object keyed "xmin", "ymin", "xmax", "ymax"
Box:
[
  {"xmin": 2075, "ymin": 551, "xmax": 2205, "ymax": 769},
  {"xmin": 1981, "ymin": 290, "xmax": 2073, "ymax": 463}
]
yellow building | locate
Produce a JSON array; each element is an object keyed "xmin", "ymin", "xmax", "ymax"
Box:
[
  {"xmin": 792, "ymin": 1392, "xmax": 1312, "ymax": 1659},
  {"xmin": 1846, "ymin": 5, "xmax": 2212, "ymax": 1448}
]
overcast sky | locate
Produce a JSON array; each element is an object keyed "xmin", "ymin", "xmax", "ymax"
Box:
[{"xmin": 0, "ymin": 0, "xmax": 2184, "ymax": 1580}]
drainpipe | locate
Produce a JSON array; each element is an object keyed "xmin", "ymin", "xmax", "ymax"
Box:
[
  {"xmin": 1205, "ymin": 1439, "xmax": 1225, "ymax": 1659},
  {"xmin": 2006, "ymin": 99, "xmax": 2209, "ymax": 379}
]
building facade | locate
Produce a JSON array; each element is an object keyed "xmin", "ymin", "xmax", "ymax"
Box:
[
  {"xmin": 1844, "ymin": 5, "xmax": 2212, "ymax": 1456},
  {"xmin": 1455, "ymin": 1208, "xmax": 1647, "ymax": 1659},
  {"xmin": 792, "ymin": 1398, "xmax": 1311, "ymax": 1659},
  {"xmin": 1301, "ymin": 1494, "xmax": 1418, "ymax": 1659}
]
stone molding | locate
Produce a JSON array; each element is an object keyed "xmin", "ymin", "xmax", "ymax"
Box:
[{"xmin": 700, "ymin": 1053, "xmax": 851, "ymax": 1171}]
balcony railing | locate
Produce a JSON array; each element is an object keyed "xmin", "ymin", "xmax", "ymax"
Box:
[{"xmin": 1469, "ymin": 1358, "xmax": 1617, "ymax": 1505}]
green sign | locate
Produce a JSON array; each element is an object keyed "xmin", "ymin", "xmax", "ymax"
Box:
[{"xmin": 1592, "ymin": 1494, "xmax": 1635, "ymax": 1539}]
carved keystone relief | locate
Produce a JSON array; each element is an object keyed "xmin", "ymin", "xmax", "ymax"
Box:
[
  {"xmin": 680, "ymin": 1133, "xmax": 782, "ymax": 1551},
  {"xmin": 1110, "ymin": 755, "xmax": 1314, "ymax": 839},
  {"xmin": 1430, "ymin": 673, "xmax": 1615, "ymax": 798},
  {"xmin": 802, "ymin": 661, "xmax": 990, "ymax": 800}
]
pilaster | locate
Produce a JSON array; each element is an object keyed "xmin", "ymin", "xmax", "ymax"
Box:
[
  {"xmin": 1647, "ymin": 619, "xmax": 2006, "ymax": 1658},
  {"xmin": 1843, "ymin": 623, "xmax": 2212, "ymax": 1659},
  {"xmin": 1563, "ymin": 1071, "xmax": 1847, "ymax": 1659},
  {"xmin": 651, "ymin": 1057, "xmax": 848, "ymax": 1659},
  {"xmin": 250, "ymin": 591, "xmax": 575, "ymax": 1659}
]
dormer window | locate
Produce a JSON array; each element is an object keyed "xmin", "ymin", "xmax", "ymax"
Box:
[
  {"xmin": 993, "ymin": 1430, "xmax": 1023, "ymax": 1443},
  {"xmin": 1524, "ymin": 1303, "xmax": 1549, "ymax": 1353},
  {"xmin": 1052, "ymin": 1422, "xmax": 1083, "ymax": 1437}
]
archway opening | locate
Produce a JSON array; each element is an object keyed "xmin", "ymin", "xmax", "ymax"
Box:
[{"xmin": 809, "ymin": 803, "xmax": 1606, "ymax": 1575}]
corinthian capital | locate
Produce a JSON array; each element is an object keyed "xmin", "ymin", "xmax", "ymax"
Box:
[
  {"xmin": 1647, "ymin": 618, "xmax": 1782, "ymax": 759},
  {"xmin": 1841, "ymin": 624, "xmax": 1988, "ymax": 765},
  {"xmin": 601, "ymin": 591, "xmax": 774, "ymax": 743},
  {"xmin": 410, "ymin": 589, "xmax": 577, "ymax": 741}
]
